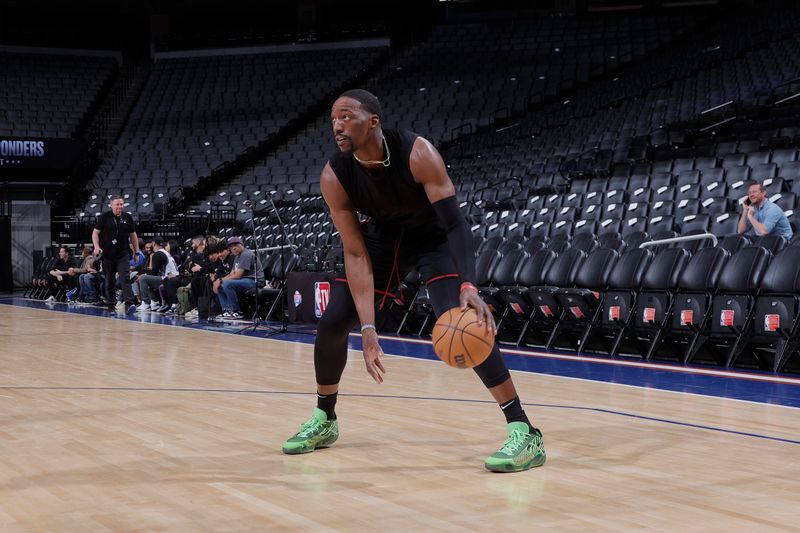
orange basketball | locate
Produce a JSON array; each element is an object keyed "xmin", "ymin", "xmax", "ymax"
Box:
[{"xmin": 432, "ymin": 307, "xmax": 495, "ymax": 368}]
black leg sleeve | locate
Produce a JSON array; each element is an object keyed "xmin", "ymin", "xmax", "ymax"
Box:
[{"xmin": 314, "ymin": 280, "xmax": 360, "ymax": 386}]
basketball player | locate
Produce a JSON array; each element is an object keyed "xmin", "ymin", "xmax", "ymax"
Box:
[{"xmin": 282, "ymin": 89, "xmax": 545, "ymax": 473}]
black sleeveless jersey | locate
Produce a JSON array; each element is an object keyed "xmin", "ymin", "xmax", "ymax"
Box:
[{"xmin": 328, "ymin": 129, "xmax": 445, "ymax": 238}]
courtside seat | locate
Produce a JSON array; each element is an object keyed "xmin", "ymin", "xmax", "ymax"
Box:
[
  {"xmin": 550, "ymin": 247, "xmax": 621, "ymax": 350},
  {"xmin": 690, "ymin": 246, "xmax": 772, "ymax": 367},
  {"xmin": 581, "ymin": 247, "xmax": 654, "ymax": 355},
  {"xmin": 649, "ymin": 247, "xmax": 730, "ymax": 362},
  {"xmin": 496, "ymin": 249, "xmax": 558, "ymax": 343},
  {"xmin": 518, "ymin": 247, "xmax": 587, "ymax": 347},
  {"xmin": 748, "ymin": 246, "xmax": 800, "ymax": 371},
  {"xmin": 616, "ymin": 247, "xmax": 691, "ymax": 358}
]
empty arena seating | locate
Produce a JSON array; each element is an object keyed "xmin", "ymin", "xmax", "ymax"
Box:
[
  {"xmin": 374, "ymin": 14, "xmax": 692, "ymax": 144},
  {"xmin": 0, "ymin": 52, "xmax": 116, "ymax": 138},
  {"xmin": 84, "ymin": 47, "xmax": 386, "ymax": 215}
]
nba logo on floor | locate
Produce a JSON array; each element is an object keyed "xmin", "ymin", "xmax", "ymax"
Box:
[{"xmin": 315, "ymin": 282, "xmax": 330, "ymax": 318}]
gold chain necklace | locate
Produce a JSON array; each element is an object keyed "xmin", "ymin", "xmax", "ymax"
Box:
[{"xmin": 352, "ymin": 136, "xmax": 391, "ymax": 167}]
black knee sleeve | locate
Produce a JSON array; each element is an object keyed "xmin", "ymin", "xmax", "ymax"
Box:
[
  {"xmin": 314, "ymin": 311, "xmax": 358, "ymax": 385},
  {"xmin": 313, "ymin": 281, "xmax": 360, "ymax": 386},
  {"xmin": 472, "ymin": 345, "xmax": 510, "ymax": 388}
]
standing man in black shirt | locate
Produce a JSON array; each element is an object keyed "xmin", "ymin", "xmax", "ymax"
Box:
[
  {"xmin": 92, "ymin": 195, "xmax": 140, "ymax": 314},
  {"xmin": 282, "ymin": 89, "xmax": 545, "ymax": 473}
]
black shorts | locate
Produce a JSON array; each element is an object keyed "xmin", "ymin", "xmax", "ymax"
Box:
[{"xmin": 339, "ymin": 221, "xmax": 458, "ymax": 296}]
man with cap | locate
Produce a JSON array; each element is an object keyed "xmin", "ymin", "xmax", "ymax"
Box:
[{"xmin": 216, "ymin": 236, "xmax": 264, "ymax": 320}]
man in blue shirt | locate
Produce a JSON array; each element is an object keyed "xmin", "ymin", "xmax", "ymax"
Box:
[{"xmin": 737, "ymin": 181, "xmax": 793, "ymax": 239}]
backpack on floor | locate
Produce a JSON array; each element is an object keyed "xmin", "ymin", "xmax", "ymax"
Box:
[{"xmin": 176, "ymin": 285, "xmax": 193, "ymax": 315}]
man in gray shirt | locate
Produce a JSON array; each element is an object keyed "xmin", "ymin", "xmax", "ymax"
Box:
[{"xmin": 217, "ymin": 236, "xmax": 264, "ymax": 319}]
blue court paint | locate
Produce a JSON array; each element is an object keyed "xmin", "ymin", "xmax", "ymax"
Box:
[{"xmin": 3, "ymin": 297, "xmax": 800, "ymax": 408}]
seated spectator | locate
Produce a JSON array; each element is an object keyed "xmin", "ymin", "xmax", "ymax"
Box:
[
  {"xmin": 187, "ymin": 236, "xmax": 222, "ymax": 319},
  {"xmin": 737, "ymin": 181, "xmax": 793, "ymax": 239},
  {"xmin": 136, "ymin": 236, "xmax": 178, "ymax": 312},
  {"xmin": 208, "ymin": 238, "xmax": 232, "ymax": 319},
  {"xmin": 157, "ymin": 239, "xmax": 187, "ymax": 314},
  {"xmin": 217, "ymin": 236, "xmax": 264, "ymax": 320},
  {"xmin": 67, "ymin": 246, "xmax": 99, "ymax": 302},
  {"xmin": 131, "ymin": 240, "xmax": 154, "ymax": 304},
  {"xmin": 45, "ymin": 246, "xmax": 78, "ymax": 302},
  {"xmin": 171, "ymin": 235, "xmax": 210, "ymax": 317}
]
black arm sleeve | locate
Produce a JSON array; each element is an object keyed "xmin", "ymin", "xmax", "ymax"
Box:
[{"xmin": 432, "ymin": 195, "xmax": 477, "ymax": 285}]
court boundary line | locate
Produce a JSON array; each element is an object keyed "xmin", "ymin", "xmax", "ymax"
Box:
[{"xmin": 0, "ymin": 384, "xmax": 796, "ymax": 446}]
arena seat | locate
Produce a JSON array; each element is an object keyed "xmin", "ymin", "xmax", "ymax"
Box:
[
  {"xmin": 549, "ymin": 247, "xmax": 620, "ymax": 351},
  {"xmin": 648, "ymin": 246, "xmax": 730, "ymax": 362},
  {"xmin": 615, "ymin": 247, "xmax": 691, "ymax": 358},
  {"xmin": 519, "ymin": 247, "xmax": 587, "ymax": 347},
  {"xmin": 687, "ymin": 246, "xmax": 773, "ymax": 367}
]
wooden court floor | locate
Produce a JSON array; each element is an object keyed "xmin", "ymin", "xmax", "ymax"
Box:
[{"xmin": 0, "ymin": 304, "xmax": 799, "ymax": 531}]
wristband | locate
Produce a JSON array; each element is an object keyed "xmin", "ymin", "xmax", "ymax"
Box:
[
  {"xmin": 360, "ymin": 324, "xmax": 376, "ymax": 333},
  {"xmin": 460, "ymin": 282, "xmax": 477, "ymax": 293}
]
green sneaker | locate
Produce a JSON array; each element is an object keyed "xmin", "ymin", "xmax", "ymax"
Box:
[
  {"xmin": 282, "ymin": 408, "xmax": 339, "ymax": 455},
  {"xmin": 484, "ymin": 422, "xmax": 546, "ymax": 473}
]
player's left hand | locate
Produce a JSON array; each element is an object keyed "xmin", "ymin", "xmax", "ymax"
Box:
[{"xmin": 460, "ymin": 286, "xmax": 496, "ymax": 334}]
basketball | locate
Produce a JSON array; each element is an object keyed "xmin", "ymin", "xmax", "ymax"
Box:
[{"xmin": 432, "ymin": 307, "xmax": 495, "ymax": 368}]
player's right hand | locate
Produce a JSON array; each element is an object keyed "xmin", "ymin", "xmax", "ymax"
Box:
[
  {"xmin": 460, "ymin": 285, "xmax": 497, "ymax": 334},
  {"xmin": 94, "ymin": 247, "xmax": 102, "ymax": 256},
  {"xmin": 361, "ymin": 329, "xmax": 386, "ymax": 384}
]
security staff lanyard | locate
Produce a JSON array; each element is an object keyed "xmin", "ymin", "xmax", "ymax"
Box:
[{"xmin": 112, "ymin": 215, "xmax": 121, "ymax": 246}]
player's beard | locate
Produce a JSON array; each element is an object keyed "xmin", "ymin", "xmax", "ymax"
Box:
[{"xmin": 336, "ymin": 134, "xmax": 355, "ymax": 153}]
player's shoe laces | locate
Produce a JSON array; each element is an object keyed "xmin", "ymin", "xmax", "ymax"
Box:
[
  {"xmin": 484, "ymin": 422, "xmax": 546, "ymax": 473},
  {"xmin": 282, "ymin": 408, "xmax": 339, "ymax": 455}
]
